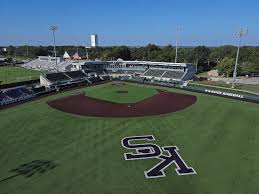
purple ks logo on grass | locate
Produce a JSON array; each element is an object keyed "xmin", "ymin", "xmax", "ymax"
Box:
[{"xmin": 121, "ymin": 135, "xmax": 196, "ymax": 179}]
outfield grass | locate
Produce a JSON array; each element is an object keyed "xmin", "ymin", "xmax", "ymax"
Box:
[
  {"xmin": 0, "ymin": 82, "xmax": 259, "ymax": 194},
  {"xmin": 0, "ymin": 66, "xmax": 42, "ymax": 84}
]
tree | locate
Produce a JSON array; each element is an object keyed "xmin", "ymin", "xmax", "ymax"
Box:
[
  {"xmin": 239, "ymin": 46, "xmax": 257, "ymax": 63},
  {"xmin": 35, "ymin": 46, "xmax": 48, "ymax": 56},
  {"xmin": 190, "ymin": 46, "xmax": 211, "ymax": 72},
  {"xmin": 146, "ymin": 44, "xmax": 160, "ymax": 52},
  {"xmin": 3, "ymin": 44, "xmax": 259, "ymax": 75},
  {"xmin": 217, "ymin": 57, "xmax": 235, "ymax": 77},
  {"xmin": 6, "ymin": 46, "xmax": 16, "ymax": 57},
  {"xmin": 110, "ymin": 46, "xmax": 131, "ymax": 60},
  {"xmin": 240, "ymin": 62, "xmax": 257, "ymax": 75},
  {"xmin": 211, "ymin": 45, "xmax": 236, "ymax": 61},
  {"xmin": 190, "ymin": 46, "xmax": 211, "ymax": 63}
]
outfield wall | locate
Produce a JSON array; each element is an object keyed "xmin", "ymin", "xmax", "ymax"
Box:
[{"xmin": 182, "ymin": 85, "xmax": 259, "ymax": 104}]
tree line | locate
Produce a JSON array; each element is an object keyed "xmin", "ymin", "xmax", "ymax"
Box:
[{"xmin": 1, "ymin": 44, "xmax": 259, "ymax": 76}]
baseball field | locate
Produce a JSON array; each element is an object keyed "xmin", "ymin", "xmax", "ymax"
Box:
[
  {"xmin": 0, "ymin": 66, "xmax": 41, "ymax": 84},
  {"xmin": 0, "ymin": 82, "xmax": 259, "ymax": 194}
]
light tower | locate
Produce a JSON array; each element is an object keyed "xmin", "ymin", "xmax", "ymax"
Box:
[
  {"xmin": 85, "ymin": 46, "xmax": 90, "ymax": 60},
  {"xmin": 231, "ymin": 28, "xmax": 248, "ymax": 88},
  {"xmin": 50, "ymin": 25, "xmax": 58, "ymax": 72},
  {"xmin": 175, "ymin": 26, "xmax": 183, "ymax": 63}
]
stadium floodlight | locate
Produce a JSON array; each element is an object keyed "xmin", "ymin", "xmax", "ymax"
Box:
[
  {"xmin": 175, "ymin": 26, "xmax": 183, "ymax": 63},
  {"xmin": 50, "ymin": 25, "xmax": 58, "ymax": 72},
  {"xmin": 85, "ymin": 46, "xmax": 90, "ymax": 60},
  {"xmin": 231, "ymin": 28, "xmax": 248, "ymax": 88},
  {"xmin": 76, "ymin": 42, "xmax": 79, "ymax": 54},
  {"xmin": 26, "ymin": 45, "xmax": 29, "ymax": 59}
]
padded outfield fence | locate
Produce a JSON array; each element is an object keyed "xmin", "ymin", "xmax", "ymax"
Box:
[{"xmin": 182, "ymin": 84, "xmax": 259, "ymax": 104}]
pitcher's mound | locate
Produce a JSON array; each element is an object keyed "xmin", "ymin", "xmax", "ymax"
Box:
[{"xmin": 116, "ymin": 90, "xmax": 128, "ymax": 93}]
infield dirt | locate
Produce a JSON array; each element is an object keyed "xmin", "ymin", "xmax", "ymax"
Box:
[{"xmin": 48, "ymin": 90, "xmax": 197, "ymax": 117}]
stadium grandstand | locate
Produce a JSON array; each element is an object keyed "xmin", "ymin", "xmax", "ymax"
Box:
[
  {"xmin": 64, "ymin": 71, "xmax": 88, "ymax": 80},
  {"xmin": 0, "ymin": 57, "xmax": 197, "ymax": 107},
  {"xmin": 22, "ymin": 56, "xmax": 85, "ymax": 72},
  {"xmin": 23, "ymin": 57, "xmax": 196, "ymax": 82},
  {"xmin": 143, "ymin": 69, "xmax": 166, "ymax": 77},
  {"xmin": 0, "ymin": 87, "xmax": 36, "ymax": 106},
  {"xmin": 81, "ymin": 59, "xmax": 196, "ymax": 81},
  {"xmin": 40, "ymin": 71, "xmax": 87, "ymax": 87},
  {"xmin": 21, "ymin": 57, "xmax": 197, "ymax": 88},
  {"xmin": 129, "ymin": 76, "xmax": 146, "ymax": 83},
  {"xmin": 39, "ymin": 70, "xmax": 111, "ymax": 88}
]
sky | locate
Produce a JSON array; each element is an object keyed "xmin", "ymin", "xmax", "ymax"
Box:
[{"xmin": 0, "ymin": 0, "xmax": 259, "ymax": 46}]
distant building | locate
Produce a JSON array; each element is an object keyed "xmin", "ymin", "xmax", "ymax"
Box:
[
  {"xmin": 2, "ymin": 48, "xmax": 7, "ymax": 52},
  {"xmin": 208, "ymin": 69, "xmax": 219, "ymax": 77},
  {"xmin": 91, "ymin": 34, "xmax": 98, "ymax": 47}
]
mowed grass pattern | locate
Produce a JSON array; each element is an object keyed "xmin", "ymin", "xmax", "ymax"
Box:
[{"xmin": 0, "ymin": 82, "xmax": 259, "ymax": 194}]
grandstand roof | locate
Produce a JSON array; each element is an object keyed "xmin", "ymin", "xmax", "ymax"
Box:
[{"xmin": 84, "ymin": 60, "xmax": 190, "ymax": 67}]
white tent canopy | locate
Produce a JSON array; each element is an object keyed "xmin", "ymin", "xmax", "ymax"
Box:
[
  {"xmin": 63, "ymin": 51, "xmax": 70, "ymax": 59},
  {"xmin": 73, "ymin": 52, "xmax": 81, "ymax": 60}
]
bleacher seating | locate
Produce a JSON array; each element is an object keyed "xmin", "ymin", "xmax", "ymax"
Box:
[
  {"xmin": 23, "ymin": 58, "xmax": 72, "ymax": 72},
  {"xmin": 4, "ymin": 87, "xmax": 35, "ymax": 101},
  {"xmin": 130, "ymin": 76, "xmax": 145, "ymax": 83},
  {"xmin": 19, "ymin": 87, "xmax": 35, "ymax": 95},
  {"xmin": 57, "ymin": 61, "xmax": 73, "ymax": 72},
  {"xmin": 0, "ymin": 92, "xmax": 11, "ymax": 104},
  {"xmin": 125, "ymin": 70, "xmax": 145, "ymax": 75},
  {"xmin": 120, "ymin": 76, "xmax": 130, "ymax": 80},
  {"xmin": 5, "ymin": 89, "xmax": 26, "ymax": 99},
  {"xmin": 23, "ymin": 59, "xmax": 55, "ymax": 70},
  {"xmin": 162, "ymin": 71, "xmax": 184, "ymax": 79},
  {"xmin": 0, "ymin": 87, "xmax": 38, "ymax": 107},
  {"xmin": 88, "ymin": 76, "xmax": 102, "ymax": 83},
  {"xmin": 84, "ymin": 69, "xmax": 95, "ymax": 74},
  {"xmin": 46, "ymin": 73, "xmax": 70, "ymax": 83},
  {"xmin": 10, "ymin": 88, "xmax": 31, "ymax": 98},
  {"xmin": 95, "ymin": 70, "xmax": 107, "ymax": 75},
  {"xmin": 182, "ymin": 64, "xmax": 196, "ymax": 81},
  {"xmin": 65, "ymin": 71, "xmax": 87, "ymax": 80},
  {"xmin": 100, "ymin": 75, "xmax": 111, "ymax": 81},
  {"xmin": 107, "ymin": 69, "xmax": 126, "ymax": 74},
  {"xmin": 31, "ymin": 86, "xmax": 46, "ymax": 93},
  {"xmin": 83, "ymin": 69, "xmax": 108, "ymax": 76},
  {"xmin": 143, "ymin": 69, "xmax": 166, "ymax": 77}
]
